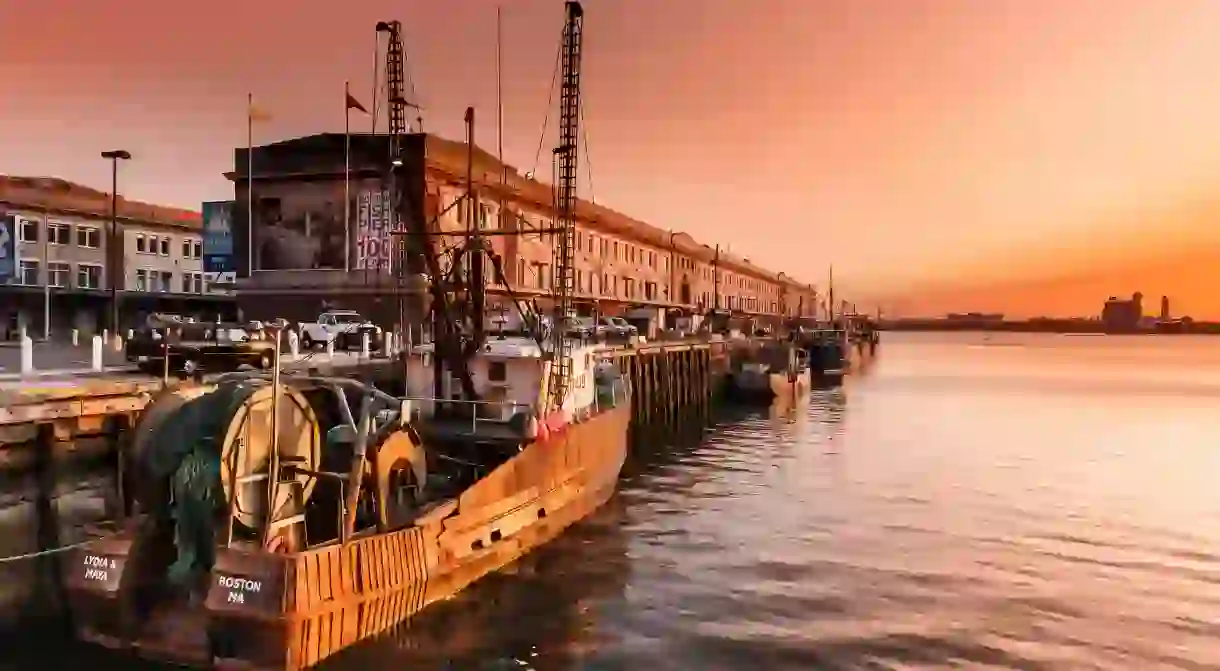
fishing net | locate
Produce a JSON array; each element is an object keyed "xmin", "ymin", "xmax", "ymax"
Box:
[{"xmin": 139, "ymin": 382, "xmax": 260, "ymax": 589}]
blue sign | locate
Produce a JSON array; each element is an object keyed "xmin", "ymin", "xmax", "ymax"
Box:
[
  {"xmin": 202, "ymin": 200, "xmax": 235, "ymax": 274},
  {"xmin": 0, "ymin": 212, "xmax": 14, "ymax": 282}
]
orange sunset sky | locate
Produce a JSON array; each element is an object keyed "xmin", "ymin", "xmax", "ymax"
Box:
[{"xmin": 6, "ymin": 0, "xmax": 1220, "ymax": 318}]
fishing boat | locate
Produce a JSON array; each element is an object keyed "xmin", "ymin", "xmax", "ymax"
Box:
[
  {"xmin": 62, "ymin": 3, "xmax": 625, "ymax": 669},
  {"xmin": 805, "ymin": 327, "xmax": 849, "ymax": 380},
  {"xmin": 728, "ymin": 340, "xmax": 810, "ymax": 403},
  {"xmin": 64, "ymin": 334, "xmax": 630, "ymax": 669}
]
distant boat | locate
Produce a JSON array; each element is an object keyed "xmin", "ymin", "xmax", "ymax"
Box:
[{"xmin": 728, "ymin": 341, "xmax": 811, "ymax": 403}]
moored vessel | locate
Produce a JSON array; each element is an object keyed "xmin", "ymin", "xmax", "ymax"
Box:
[
  {"xmin": 728, "ymin": 340, "xmax": 810, "ymax": 403},
  {"xmin": 65, "ymin": 340, "xmax": 630, "ymax": 669}
]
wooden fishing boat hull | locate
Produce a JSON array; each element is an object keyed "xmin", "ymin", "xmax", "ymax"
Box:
[{"xmin": 64, "ymin": 403, "xmax": 631, "ymax": 670}]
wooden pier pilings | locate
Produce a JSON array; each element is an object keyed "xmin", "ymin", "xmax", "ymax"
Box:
[{"xmin": 604, "ymin": 339, "xmax": 734, "ymax": 446}]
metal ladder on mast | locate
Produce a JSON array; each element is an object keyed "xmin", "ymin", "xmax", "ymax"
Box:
[{"xmin": 547, "ymin": 1, "xmax": 584, "ymax": 412}]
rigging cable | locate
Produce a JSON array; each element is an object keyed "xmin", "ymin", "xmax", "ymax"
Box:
[
  {"xmin": 529, "ymin": 20, "xmax": 565, "ymax": 179},
  {"xmin": 579, "ymin": 94, "xmax": 595, "ymax": 205},
  {"xmin": 401, "ymin": 30, "xmax": 424, "ymax": 131}
]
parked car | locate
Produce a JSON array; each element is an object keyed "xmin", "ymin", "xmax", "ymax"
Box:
[
  {"xmin": 300, "ymin": 311, "xmax": 382, "ymax": 350},
  {"xmin": 563, "ymin": 316, "xmax": 597, "ymax": 340},
  {"xmin": 597, "ymin": 316, "xmax": 638, "ymax": 340},
  {"xmin": 126, "ymin": 322, "xmax": 279, "ymax": 377}
]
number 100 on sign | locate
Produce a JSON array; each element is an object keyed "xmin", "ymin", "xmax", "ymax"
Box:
[{"xmin": 356, "ymin": 235, "xmax": 391, "ymax": 271}]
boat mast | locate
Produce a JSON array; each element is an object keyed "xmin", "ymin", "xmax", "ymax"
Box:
[
  {"xmin": 381, "ymin": 19, "xmax": 480, "ymax": 401},
  {"xmin": 546, "ymin": 0, "xmax": 584, "ymax": 412}
]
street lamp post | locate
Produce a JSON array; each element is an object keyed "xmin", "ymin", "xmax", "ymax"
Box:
[{"xmin": 101, "ymin": 150, "xmax": 131, "ymax": 338}]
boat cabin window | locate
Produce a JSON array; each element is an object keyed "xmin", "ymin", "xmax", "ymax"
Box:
[{"xmin": 488, "ymin": 360, "xmax": 507, "ymax": 382}]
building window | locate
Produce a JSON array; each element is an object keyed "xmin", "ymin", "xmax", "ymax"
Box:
[
  {"xmin": 135, "ymin": 268, "xmax": 149, "ymax": 291},
  {"xmin": 48, "ymin": 261, "xmax": 70, "ymax": 288},
  {"xmin": 159, "ymin": 238, "xmax": 170, "ymax": 256},
  {"xmin": 17, "ymin": 259, "xmax": 38, "ymax": 285},
  {"xmin": 159, "ymin": 271, "xmax": 173, "ymax": 292},
  {"xmin": 77, "ymin": 263, "xmax": 102, "ymax": 290},
  {"xmin": 17, "ymin": 218, "xmax": 38, "ymax": 243},
  {"xmin": 44, "ymin": 222, "xmax": 70, "ymax": 245},
  {"xmin": 193, "ymin": 240, "xmax": 202, "ymax": 258},
  {"xmin": 75, "ymin": 226, "xmax": 100, "ymax": 248},
  {"xmin": 136, "ymin": 234, "xmax": 146, "ymax": 253},
  {"xmin": 182, "ymin": 239, "xmax": 192, "ymax": 258},
  {"xmin": 181, "ymin": 272, "xmax": 203, "ymax": 294}
]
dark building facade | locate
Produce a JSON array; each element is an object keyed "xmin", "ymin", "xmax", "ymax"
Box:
[{"xmin": 226, "ymin": 133, "xmax": 428, "ymax": 328}]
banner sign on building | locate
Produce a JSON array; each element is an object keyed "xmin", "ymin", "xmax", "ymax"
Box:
[
  {"xmin": 355, "ymin": 188, "xmax": 393, "ymax": 272},
  {"xmin": 202, "ymin": 200, "xmax": 236, "ymax": 283},
  {"xmin": 0, "ymin": 212, "xmax": 15, "ymax": 282}
]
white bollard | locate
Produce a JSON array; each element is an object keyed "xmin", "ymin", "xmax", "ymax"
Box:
[
  {"xmin": 325, "ymin": 338, "xmax": 334, "ymax": 359},
  {"xmin": 19, "ymin": 336, "xmax": 33, "ymax": 376},
  {"xmin": 102, "ymin": 329, "xmax": 109, "ymax": 345},
  {"xmin": 112, "ymin": 334, "xmax": 124, "ymax": 352},
  {"xmin": 91, "ymin": 335, "xmax": 104, "ymax": 372},
  {"xmin": 127, "ymin": 329, "xmax": 134, "ymax": 341},
  {"xmin": 71, "ymin": 329, "xmax": 79, "ymax": 347},
  {"xmin": 287, "ymin": 330, "xmax": 300, "ymax": 360},
  {"xmin": 361, "ymin": 333, "xmax": 370, "ymax": 358},
  {"xmin": 383, "ymin": 332, "xmax": 394, "ymax": 357}
]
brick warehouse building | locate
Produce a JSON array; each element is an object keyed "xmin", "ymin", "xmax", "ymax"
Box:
[
  {"xmin": 0, "ymin": 176, "xmax": 236, "ymax": 339},
  {"xmin": 225, "ymin": 132, "xmax": 819, "ymax": 330}
]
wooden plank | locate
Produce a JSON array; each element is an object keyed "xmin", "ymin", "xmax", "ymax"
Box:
[
  {"xmin": 372, "ymin": 538, "xmax": 389, "ymax": 636},
  {"xmin": 317, "ymin": 609, "xmax": 332, "ymax": 662},
  {"xmin": 305, "ymin": 552, "xmax": 321, "ymax": 611},
  {"xmin": 386, "ymin": 536, "xmax": 404, "ymax": 626},
  {"xmin": 305, "ymin": 555, "xmax": 322, "ymax": 666},
  {"xmin": 316, "ymin": 548, "xmax": 333, "ymax": 603},
  {"xmin": 357, "ymin": 542, "xmax": 375, "ymax": 638}
]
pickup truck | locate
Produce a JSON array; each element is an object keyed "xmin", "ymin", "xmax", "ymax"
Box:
[{"xmin": 300, "ymin": 311, "xmax": 382, "ymax": 350}]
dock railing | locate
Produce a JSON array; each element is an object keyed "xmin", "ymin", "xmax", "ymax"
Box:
[{"xmin": 401, "ymin": 396, "xmax": 534, "ymax": 434}]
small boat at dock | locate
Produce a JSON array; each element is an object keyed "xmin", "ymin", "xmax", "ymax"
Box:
[
  {"xmin": 804, "ymin": 328, "xmax": 850, "ymax": 381},
  {"xmin": 728, "ymin": 341, "xmax": 811, "ymax": 403}
]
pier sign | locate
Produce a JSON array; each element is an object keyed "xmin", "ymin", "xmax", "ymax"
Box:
[
  {"xmin": 355, "ymin": 188, "xmax": 393, "ymax": 272},
  {"xmin": 202, "ymin": 200, "xmax": 236, "ymax": 284},
  {"xmin": 0, "ymin": 212, "xmax": 13, "ymax": 282}
]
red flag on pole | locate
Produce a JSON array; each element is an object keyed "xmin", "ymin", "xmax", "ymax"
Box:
[{"xmin": 346, "ymin": 92, "xmax": 369, "ymax": 114}]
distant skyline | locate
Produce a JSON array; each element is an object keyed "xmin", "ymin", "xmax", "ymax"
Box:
[{"xmin": 7, "ymin": 1, "xmax": 1220, "ymax": 315}]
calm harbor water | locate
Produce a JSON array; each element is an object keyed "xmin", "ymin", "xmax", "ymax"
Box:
[{"xmin": 13, "ymin": 332, "xmax": 1220, "ymax": 669}]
